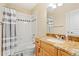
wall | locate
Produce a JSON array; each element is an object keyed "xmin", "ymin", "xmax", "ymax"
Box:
[
  {"xmin": 48, "ymin": 3, "xmax": 79, "ymax": 34},
  {"xmin": 32, "ymin": 4, "xmax": 47, "ymax": 37},
  {"xmin": 4, "ymin": 3, "xmax": 31, "ymax": 15}
]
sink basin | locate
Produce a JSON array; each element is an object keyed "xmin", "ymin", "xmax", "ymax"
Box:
[{"xmin": 47, "ymin": 38, "xmax": 65, "ymax": 43}]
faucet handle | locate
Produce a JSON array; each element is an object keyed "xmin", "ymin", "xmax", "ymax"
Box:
[
  {"xmin": 55, "ymin": 35, "xmax": 59, "ymax": 39},
  {"xmin": 60, "ymin": 36, "xmax": 64, "ymax": 39}
]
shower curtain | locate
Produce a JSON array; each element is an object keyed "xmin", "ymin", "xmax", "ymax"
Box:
[
  {"xmin": 15, "ymin": 13, "xmax": 36, "ymax": 56},
  {"xmin": 2, "ymin": 7, "xmax": 16, "ymax": 56}
]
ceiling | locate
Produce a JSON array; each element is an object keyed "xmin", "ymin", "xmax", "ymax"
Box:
[
  {"xmin": 11, "ymin": 3, "xmax": 37, "ymax": 11},
  {"xmin": 12, "ymin": 3, "xmax": 55, "ymax": 13},
  {"xmin": 6, "ymin": 3, "xmax": 55, "ymax": 12},
  {"xmin": 11, "ymin": 3, "xmax": 54, "ymax": 13}
]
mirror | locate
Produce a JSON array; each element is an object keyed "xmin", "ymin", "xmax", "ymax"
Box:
[{"xmin": 47, "ymin": 3, "xmax": 79, "ymax": 35}]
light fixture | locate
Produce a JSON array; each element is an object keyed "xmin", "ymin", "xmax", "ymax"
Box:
[
  {"xmin": 48, "ymin": 3, "xmax": 63, "ymax": 9},
  {"xmin": 48, "ymin": 4, "xmax": 53, "ymax": 7},
  {"xmin": 48, "ymin": 3, "xmax": 56, "ymax": 8},
  {"xmin": 57, "ymin": 3, "xmax": 63, "ymax": 6},
  {"xmin": 52, "ymin": 4, "xmax": 56, "ymax": 8}
]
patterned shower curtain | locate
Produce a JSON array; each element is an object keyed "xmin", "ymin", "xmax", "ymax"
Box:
[{"xmin": 2, "ymin": 7, "xmax": 16, "ymax": 56}]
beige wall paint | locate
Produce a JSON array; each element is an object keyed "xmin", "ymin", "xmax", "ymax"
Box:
[
  {"xmin": 32, "ymin": 4, "xmax": 47, "ymax": 37},
  {"xmin": 0, "ymin": 3, "xmax": 6, "ymax": 7},
  {"xmin": 4, "ymin": 3, "xmax": 31, "ymax": 15},
  {"xmin": 48, "ymin": 3, "xmax": 79, "ymax": 34}
]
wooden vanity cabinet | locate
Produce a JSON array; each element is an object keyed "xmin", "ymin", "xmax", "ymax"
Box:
[
  {"xmin": 35, "ymin": 38, "xmax": 71, "ymax": 56},
  {"xmin": 35, "ymin": 39, "xmax": 50, "ymax": 56},
  {"xmin": 35, "ymin": 38, "xmax": 58, "ymax": 56}
]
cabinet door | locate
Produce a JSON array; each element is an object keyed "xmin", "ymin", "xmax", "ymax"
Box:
[
  {"xmin": 35, "ymin": 45, "xmax": 38, "ymax": 56},
  {"xmin": 58, "ymin": 50, "xmax": 62, "ymax": 56},
  {"xmin": 61, "ymin": 51, "xmax": 70, "ymax": 56},
  {"xmin": 35, "ymin": 45, "xmax": 42, "ymax": 56},
  {"xmin": 38, "ymin": 48, "xmax": 43, "ymax": 56},
  {"xmin": 48, "ymin": 45, "xmax": 58, "ymax": 56},
  {"xmin": 58, "ymin": 49, "xmax": 70, "ymax": 56},
  {"xmin": 42, "ymin": 50, "xmax": 50, "ymax": 56},
  {"xmin": 41, "ymin": 41, "xmax": 58, "ymax": 56},
  {"xmin": 35, "ymin": 39, "xmax": 41, "ymax": 56},
  {"xmin": 41, "ymin": 41, "xmax": 49, "ymax": 52}
]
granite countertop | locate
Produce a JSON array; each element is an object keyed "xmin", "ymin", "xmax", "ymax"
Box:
[{"xmin": 36, "ymin": 36, "xmax": 79, "ymax": 56}]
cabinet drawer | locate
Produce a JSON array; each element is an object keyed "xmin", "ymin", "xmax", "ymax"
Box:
[{"xmin": 68, "ymin": 36, "xmax": 79, "ymax": 42}]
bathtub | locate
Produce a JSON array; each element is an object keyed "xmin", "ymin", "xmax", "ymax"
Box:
[{"xmin": 13, "ymin": 44, "xmax": 35, "ymax": 56}]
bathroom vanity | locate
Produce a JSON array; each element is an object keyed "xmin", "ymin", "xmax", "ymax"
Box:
[{"xmin": 35, "ymin": 33, "xmax": 79, "ymax": 56}]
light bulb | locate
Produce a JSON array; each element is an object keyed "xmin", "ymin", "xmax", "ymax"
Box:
[
  {"xmin": 48, "ymin": 3, "xmax": 56, "ymax": 9},
  {"xmin": 57, "ymin": 3, "xmax": 63, "ymax": 6},
  {"xmin": 52, "ymin": 4, "xmax": 56, "ymax": 8},
  {"xmin": 48, "ymin": 4, "xmax": 53, "ymax": 7}
]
